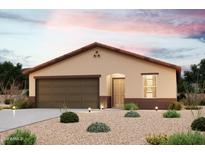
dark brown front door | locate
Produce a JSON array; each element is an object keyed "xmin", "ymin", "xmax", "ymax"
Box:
[
  {"xmin": 36, "ymin": 78, "xmax": 99, "ymax": 108},
  {"xmin": 112, "ymin": 78, "xmax": 125, "ymax": 108}
]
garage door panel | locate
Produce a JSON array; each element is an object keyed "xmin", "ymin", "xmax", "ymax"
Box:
[
  {"xmin": 38, "ymin": 89, "xmax": 68, "ymax": 94},
  {"xmin": 36, "ymin": 78, "xmax": 99, "ymax": 108}
]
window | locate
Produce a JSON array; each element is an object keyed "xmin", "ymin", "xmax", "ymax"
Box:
[{"xmin": 143, "ymin": 75, "xmax": 157, "ymax": 98}]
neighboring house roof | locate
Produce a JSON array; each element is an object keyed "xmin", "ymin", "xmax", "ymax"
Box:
[
  {"xmin": 22, "ymin": 68, "xmax": 31, "ymax": 73},
  {"xmin": 23, "ymin": 42, "xmax": 181, "ymax": 75}
]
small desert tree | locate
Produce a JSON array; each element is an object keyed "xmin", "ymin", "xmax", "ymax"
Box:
[
  {"xmin": 0, "ymin": 61, "xmax": 28, "ymax": 103},
  {"xmin": 0, "ymin": 61, "xmax": 27, "ymax": 93},
  {"xmin": 183, "ymin": 79, "xmax": 203, "ymax": 119},
  {"xmin": 0, "ymin": 79, "xmax": 27, "ymax": 104}
]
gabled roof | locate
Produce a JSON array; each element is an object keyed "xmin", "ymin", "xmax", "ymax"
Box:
[{"xmin": 23, "ymin": 42, "xmax": 181, "ymax": 75}]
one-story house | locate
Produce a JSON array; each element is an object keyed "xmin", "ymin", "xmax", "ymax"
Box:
[{"xmin": 24, "ymin": 42, "xmax": 181, "ymax": 109}]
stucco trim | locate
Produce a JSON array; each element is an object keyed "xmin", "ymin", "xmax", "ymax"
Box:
[
  {"xmin": 23, "ymin": 42, "xmax": 181, "ymax": 75},
  {"xmin": 141, "ymin": 72, "xmax": 159, "ymax": 75}
]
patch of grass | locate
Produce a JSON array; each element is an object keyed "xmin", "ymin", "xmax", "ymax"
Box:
[
  {"xmin": 124, "ymin": 111, "xmax": 140, "ymax": 118},
  {"xmin": 147, "ymin": 132, "xmax": 205, "ymax": 145},
  {"xmin": 146, "ymin": 134, "xmax": 168, "ymax": 145},
  {"xmin": 166, "ymin": 131, "xmax": 205, "ymax": 145},
  {"xmin": 124, "ymin": 103, "xmax": 139, "ymax": 110},
  {"xmin": 191, "ymin": 117, "xmax": 205, "ymax": 131},
  {"xmin": 60, "ymin": 112, "xmax": 79, "ymax": 123},
  {"xmin": 87, "ymin": 122, "xmax": 111, "ymax": 133},
  {"xmin": 4, "ymin": 129, "xmax": 36, "ymax": 145},
  {"xmin": 163, "ymin": 110, "xmax": 180, "ymax": 118}
]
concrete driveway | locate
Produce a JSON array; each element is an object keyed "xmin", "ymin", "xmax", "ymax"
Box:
[{"xmin": 0, "ymin": 108, "xmax": 89, "ymax": 132}]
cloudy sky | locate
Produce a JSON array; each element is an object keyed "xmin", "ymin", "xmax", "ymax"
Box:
[{"xmin": 0, "ymin": 10, "xmax": 205, "ymax": 71}]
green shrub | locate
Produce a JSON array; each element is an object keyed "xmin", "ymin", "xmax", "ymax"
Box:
[
  {"xmin": 168, "ymin": 102, "xmax": 182, "ymax": 110},
  {"xmin": 87, "ymin": 122, "xmax": 111, "ymax": 133},
  {"xmin": 60, "ymin": 112, "xmax": 79, "ymax": 123},
  {"xmin": 200, "ymin": 100, "xmax": 205, "ymax": 106},
  {"xmin": 191, "ymin": 117, "xmax": 205, "ymax": 131},
  {"xmin": 146, "ymin": 134, "xmax": 168, "ymax": 145},
  {"xmin": 4, "ymin": 99, "xmax": 14, "ymax": 105},
  {"xmin": 124, "ymin": 103, "xmax": 139, "ymax": 110},
  {"xmin": 185, "ymin": 105, "xmax": 202, "ymax": 110},
  {"xmin": 4, "ymin": 129, "xmax": 36, "ymax": 145},
  {"xmin": 163, "ymin": 110, "xmax": 180, "ymax": 118},
  {"xmin": 166, "ymin": 131, "xmax": 205, "ymax": 145},
  {"xmin": 124, "ymin": 111, "xmax": 140, "ymax": 118}
]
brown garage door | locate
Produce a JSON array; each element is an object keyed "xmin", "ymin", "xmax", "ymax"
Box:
[{"xmin": 36, "ymin": 77, "xmax": 99, "ymax": 108}]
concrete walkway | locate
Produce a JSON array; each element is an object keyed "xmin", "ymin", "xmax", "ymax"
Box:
[{"xmin": 0, "ymin": 108, "xmax": 91, "ymax": 132}]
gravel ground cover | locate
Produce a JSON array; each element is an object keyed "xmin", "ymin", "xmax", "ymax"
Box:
[{"xmin": 0, "ymin": 108, "xmax": 205, "ymax": 145}]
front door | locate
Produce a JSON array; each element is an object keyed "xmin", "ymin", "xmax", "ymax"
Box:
[{"xmin": 112, "ymin": 78, "xmax": 125, "ymax": 108}]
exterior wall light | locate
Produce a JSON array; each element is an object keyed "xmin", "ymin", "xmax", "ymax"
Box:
[
  {"xmin": 155, "ymin": 106, "xmax": 158, "ymax": 111},
  {"xmin": 100, "ymin": 105, "xmax": 104, "ymax": 110},
  {"xmin": 12, "ymin": 106, "xmax": 16, "ymax": 110},
  {"xmin": 88, "ymin": 107, "xmax": 91, "ymax": 112},
  {"xmin": 12, "ymin": 106, "xmax": 16, "ymax": 117}
]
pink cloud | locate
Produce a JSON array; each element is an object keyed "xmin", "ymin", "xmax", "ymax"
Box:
[{"xmin": 44, "ymin": 10, "xmax": 205, "ymax": 37}]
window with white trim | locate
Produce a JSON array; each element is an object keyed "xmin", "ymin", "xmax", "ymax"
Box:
[{"xmin": 143, "ymin": 75, "xmax": 157, "ymax": 98}]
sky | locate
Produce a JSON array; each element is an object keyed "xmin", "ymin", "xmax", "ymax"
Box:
[{"xmin": 0, "ymin": 9, "xmax": 205, "ymax": 72}]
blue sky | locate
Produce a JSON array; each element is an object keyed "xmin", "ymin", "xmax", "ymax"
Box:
[{"xmin": 0, "ymin": 10, "xmax": 205, "ymax": 71}]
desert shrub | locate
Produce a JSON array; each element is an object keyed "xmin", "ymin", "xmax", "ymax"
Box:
[
  {"xmin": 191, "ymin": 117, "xmax": 205, "ymax": 131},
  {"xmin": 200, "ymin": 100, "xmax": 205, "ymax": 106},
  {"xmin": 181, "ymin": 93, "xmax": 201, "ymax": 107},
  {"xmin": 124, "ymin": 103, "xmax": 139, "ymax": 110},
  {"xmin": 185, "ymin": 105, "xmax": 202, "ymax": 110},
  {"xmin": 146, "ymin": 134, "xmax": 168, "ymax": 145},
  {"xmin": 163, "ymin": 110, "xmax": 180, "ymax": 118},
  {"xmin": 124, "ymin": 111, "xmax": 140, "ymax": 118},
  {"xmin": 168, "ymin": 102, "xmax": 182, "ymax": 110},
  {"xmin": 12, "ymin": 98, "xmax": 33, "ymax": 109},
  {"xmin": 4, "ymin": 99, "xmax": 14, "ymax": 105},
  {"xmin": 13, "ymin": 99, "xmax": 27, "ymax": 109},
  {"xmin": 60, "ymin": 112, "xmax": 79, "ymax": 123},
  {"xmin": 4, "ymin": 129, "xmax": 36, "ymax": 145},
  {"xmin": 87, "ymin": 122, "xmax": 111, "ymax": 133},
  {"xmin": 166, "ymin": 131, "xmax": 205, "ymax": 145}
]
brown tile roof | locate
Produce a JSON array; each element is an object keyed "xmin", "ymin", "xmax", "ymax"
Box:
[{"xmin": 23, "ymin": 42, "xmax": 181, "ymax": 75}]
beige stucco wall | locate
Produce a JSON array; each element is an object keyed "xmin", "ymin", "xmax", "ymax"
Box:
[{"xmin": 29, "ymin": 47, "xmax": 177, "ymax": 98}]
